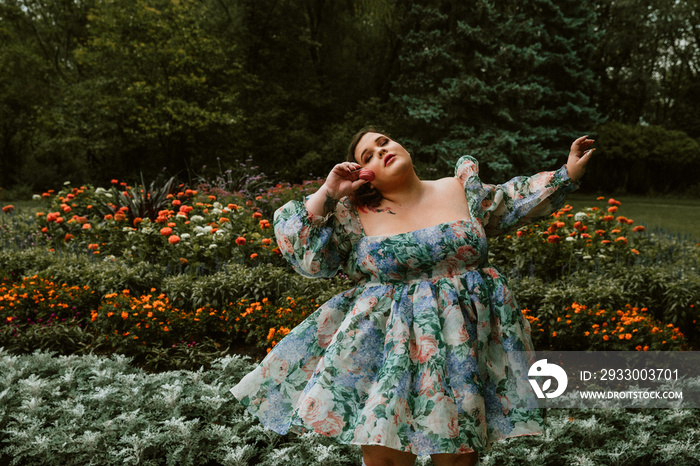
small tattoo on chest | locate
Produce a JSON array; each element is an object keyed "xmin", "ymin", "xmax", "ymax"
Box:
[{"xmin": 359, "ymin": 206, "xmax": 396, "ymax": 215}]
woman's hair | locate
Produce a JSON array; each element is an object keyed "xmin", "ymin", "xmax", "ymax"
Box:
[{"xmin": 345, "ymin": 126, "xmax": 387, "ymax": 208}]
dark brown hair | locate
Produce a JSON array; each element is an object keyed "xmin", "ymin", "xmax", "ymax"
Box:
[{"xmin": 345, "ymin": 126, "xmax": 388, "ymax": 208}]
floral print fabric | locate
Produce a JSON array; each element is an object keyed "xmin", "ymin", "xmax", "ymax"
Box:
[{"xmin": 230, "ymin": 155, "xmax": 578, "ymax": 456}]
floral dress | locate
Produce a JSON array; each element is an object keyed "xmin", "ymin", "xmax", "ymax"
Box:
[{"xmin": 230, "ymin": 155, "xmax": 578, "ymax": 456}]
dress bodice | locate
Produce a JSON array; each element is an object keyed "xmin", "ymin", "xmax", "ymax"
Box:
[{"xmin": 352, "ymin": 219, "xmax": 489, "ymax": 285}]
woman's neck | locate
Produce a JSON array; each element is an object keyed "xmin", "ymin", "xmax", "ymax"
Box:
[{"xmin": 380, "ymin": 172, "xmax": 425, "ymax": 208}]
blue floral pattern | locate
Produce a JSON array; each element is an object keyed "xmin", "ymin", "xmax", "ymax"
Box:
[{"xmin": 231, "ymin": 155, "xmax": 578, "ymax": 455}]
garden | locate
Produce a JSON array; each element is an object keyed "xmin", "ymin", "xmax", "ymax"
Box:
[{"xmin": 0, "ymin": 172, "xmax": 699, "ymax": 465}]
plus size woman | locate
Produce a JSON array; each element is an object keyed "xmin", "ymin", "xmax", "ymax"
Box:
[{"xmin": 231, "ymin": 127, "xmax": 594, "ymax": 466}]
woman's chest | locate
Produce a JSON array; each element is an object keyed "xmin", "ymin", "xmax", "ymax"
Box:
[{"xmin": 356, "ymin": 182, "xmax": 470, "ymax": 237}]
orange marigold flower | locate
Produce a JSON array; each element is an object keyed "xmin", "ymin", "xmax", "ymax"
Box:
[
  {"xmin": 235, "ymin": 236, "xmax": 246, "ymax": 246},
  {"xmin": 552, "ymin": 331, "xmax": 558, "ymax": 337},
  {"xmin": 82, "ymin": 223, "xmax": 91, "ymax": 229},
  {"xmin": 633, "ymin": 225, "xmax": 645, "ymax": 232},
  {"xmin": 608, "ymin": 198, "xmax": 621, "ymax": 206},
  {"xmin": 160, "ymin": 227, "xmax": 173, "ymax": 236},
  {"xmin": 601, "ymin": 240, "xmax": 611, "ymax": 245},
  {"xmin": 253, "ymin": 212, "xmax": 263, "ymax": 219},
  {"xmin": 104, "ymin": 214, "xmax": 113, "ymax": 220},
  {"xmin": 250, "ymin": 253, "xmax": 258, "ymax": 259},
  {"xmin": 65, "ymin": 233, "xmax": 74, "ymax": 242},
  {"xmin": 603, "ymin": 335, "xmax": 609, "ymax": 341},
  {"xmin": 631, "ymin": 248, "xmax": 639, "ymax": 255},
  {"xmin": 262, "ymin": 238, "xmax": 272, "ymax": 245},
  {"xmin": 259, "ymin": 219, "xmax": 271, "ymax": 229},
  {"xmin": 121, "ymin": 311, "xmax": 129, "ymax": 320},
  {"xmin": 168, "ymin": 235, "xmax": 181, "ymax": 244},
  {"xmin": 547, "ymin": 235, "xmax": 561, "ymax": 243},
  {"xmin": 88, "ymin": 243, "xmax": 99, "ymax": 250},
  {"xmin": 133, "ymin": 217, "xmax": 143, "ymax": 226},
  {"xmin": 615, "ymin": 237, "xmax": 628, "ymax": 245},
  {"xmin": 602, "ymin": 215, "xmax": 614, "ymax": 222},
  {"xmin": 228, "ymin": 204, "xmax": 239, "ymax": 210},
  {"xmin": 2, "ymin": 205, "xmax": 14, "ymax": 213}
]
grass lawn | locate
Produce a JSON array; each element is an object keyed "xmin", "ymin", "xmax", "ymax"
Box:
[{"xmin": 565, "ymin": 193, "xmax": 700, "ymax": 241}]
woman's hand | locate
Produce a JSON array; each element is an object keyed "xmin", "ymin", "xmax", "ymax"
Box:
[
  {"xmin": 323, "ymin": 162, "xmax": 368, "ymax": 199},
  {"xmin": 566, "ymin": 136, "xmax": 595, "ymax": 182},
  {"xmin": 306, "ymin": 162, "xmax": 369, "ymax": 216}
]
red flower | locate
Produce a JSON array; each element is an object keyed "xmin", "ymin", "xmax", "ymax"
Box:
[
  {"xmin": 615, "ymin": 237, "xmax": 628, "ymax": 245},
  {"xmin": 2, "ymin": 205, "xmax": 14, "ymax": 213},
  {"xmin": 88, "ymin": 244, "xmax": 99, "ymax": 250},
  {"xmin": 172, "ymin": 200, "xmax": 181, "ymax": 207},
  {"xmin": 111, "ymin": 179, "xmax": 118, "ymax": 184},
  {"xmin": 633, "ymin": 225, "xmax": 645, "ymax": 232},
  {"xmin": 259, "ymin": 219, "xmax": 271, "ymax": 229},
  {"xmin": 252, "ymin": 212, "xmax": 263, "ymax": 219},
  {"xmin": 608, "ymin": 198, "xmax": 621, "ymax": 206},
  {"xmin": 547, "ymin": 235, "xmax": 561, "ymax": 243},
  {"xmin": 235, "ymin": 236, "xmax": 246, "ymax": 246},
  {"xmin": 65, "ymin": 233, "xmax": 74, "ymax": 242},
  {"xmin": 168, "ymin": 235, "xmax": 181, "ymax": 244},
  {"xmin": 160, "ymin": 227, "xmax": 173, "ymax": 236},
  {"xmin": 250, "ymin": 253, "xmax": 258, "ymax": 259}
]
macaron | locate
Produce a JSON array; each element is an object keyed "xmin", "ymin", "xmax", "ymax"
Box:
[{"xmin": 358, "ymin": 169, "xmax": 375, "ymax": 181}]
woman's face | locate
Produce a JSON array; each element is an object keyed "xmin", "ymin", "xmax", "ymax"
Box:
[{"xmin": 353, "ymin": 132, "xmax": 412, "ymax": 186}]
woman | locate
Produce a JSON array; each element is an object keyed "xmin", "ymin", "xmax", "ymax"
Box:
[{"xmin": 231, "ymin": 127, "xmax": 594, "ymax": 466}]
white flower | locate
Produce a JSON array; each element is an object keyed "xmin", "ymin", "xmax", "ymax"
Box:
[
  {"xmin": 176, "ymin": 212, "xmax": 187, "ymax": 219},
  {"xmin": 180, "ymin": 233, "xmax": 190, "ymax": 240},
  {"xmin": 565, "ymin": 236, "xmax": 575, "ymax": 242},
  {"xmin": 213, "ymin": 202, "xmax": 223, "ymax": 210},
  {"xmin": 32, "ymin": 194, "xmax": 42, "ymax": 201},
  {"xmin": 95, "ymin": 187, "xmax": 106, "ymax": 194},
  {"xmin": 190, "ymin": 215, "xmax": 205, "ymax": 223},
  {"xmin": 574, "ymin": 212, "xmax": 589, "ymax": 221},
  {"xmin": 211, "ymin": 208, "xmax": 222, "ymax": 216},
  {"xmin": 209, "ymin": 244, "xmax": 218, "ymax": 249}
]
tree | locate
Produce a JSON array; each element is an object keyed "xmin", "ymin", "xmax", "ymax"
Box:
[{"xmin": 390, "ymin": 0, "xmax": 601, "ymax": 180}]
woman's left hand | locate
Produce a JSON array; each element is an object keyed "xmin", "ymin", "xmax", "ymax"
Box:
[{"xmin": 566, "ymin": 135, "xmax": 595, "ymax": 182}]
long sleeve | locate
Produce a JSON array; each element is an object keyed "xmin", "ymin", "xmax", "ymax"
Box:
[
  {"xmin": 273, "ymin": 197, "xmax": 354, "ymax": 278},
  {"xmin": 455, "ymin": 155, "xmax": 579, "ymax": 237}
]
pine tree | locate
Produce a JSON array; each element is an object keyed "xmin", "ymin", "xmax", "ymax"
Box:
[{"xmin": 390, "ymin": 0, "xmax": 601, "ymax": 180}]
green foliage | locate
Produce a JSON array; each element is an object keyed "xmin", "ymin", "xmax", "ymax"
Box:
[
  {"xmin": 390, "ymin": 0, "xmax": 601, "ymax": 179},
  {"xmin": 2, "ymin": 350, "xmax": 699, "ymax": 465},
  {"xmin": 588, "ymin": 121, "xmax": 700, "ymax": 194}
]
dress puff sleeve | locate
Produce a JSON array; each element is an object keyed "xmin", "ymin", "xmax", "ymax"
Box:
[
  {"xmin": 273, "ymin": 196, "xmax": 355, "ymax": 278},
  {"xmin": 455, "ymin": 155, "xmax": 579, "ymax": 237}
]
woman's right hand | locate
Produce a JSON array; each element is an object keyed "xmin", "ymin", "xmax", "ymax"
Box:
[
  {"xmin": 305, "ymin": 162, "xmax": 369, "ymax": 216},
  {"xmin": 323, "ymin": 162, "xmax": 368, "ymax": 199}
]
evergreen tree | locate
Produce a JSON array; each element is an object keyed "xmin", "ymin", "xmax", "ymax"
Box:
[{"xmin": 390, "ymin": 0, "xmax": 601, "ymax": 180}]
